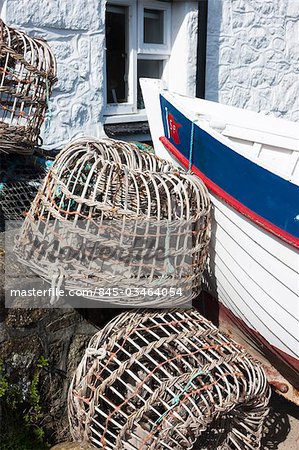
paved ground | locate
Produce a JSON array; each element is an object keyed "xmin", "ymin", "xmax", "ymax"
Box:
[{"xmin": 263, "ymin": 393, "xmax": 299, "ymax": 449}]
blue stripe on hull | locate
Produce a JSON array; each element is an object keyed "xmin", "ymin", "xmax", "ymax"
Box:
[{"xmin": 160, "ymin": 95, "xmax": 299, "ymax": 239}]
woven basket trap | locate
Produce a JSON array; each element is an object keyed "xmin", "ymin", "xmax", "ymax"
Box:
[
  {"xmin": 0, "ymin": 19, "xmax": 56, "ymax": 154},
  {"xmin": 68, "ymin": 309, "xmax": 270, "ymax": 449},
  {"xmin": 15, "ymin": 138, "xmax": 211, "ymax": 306}
]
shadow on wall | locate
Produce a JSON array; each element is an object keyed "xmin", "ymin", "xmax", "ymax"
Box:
[
  {"xmin": 168, "ymin": 1, "xmax": 199, "ymax": 97},
  {"xmin": 205, "ymin": 0, "xmax": 222, "ymax": 102}
]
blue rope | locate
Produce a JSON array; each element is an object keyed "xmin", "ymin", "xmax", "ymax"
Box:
[
  {"xmin": 152, "ymin": 369, "xmax": 207, "ymax": 428},
  {"xmin": 32, "ymin": 155, "xmax": 53, "ymax": 171},
  {"xmin": 188, "ymin": 120, "xmax": 198, "ymax": 172}
]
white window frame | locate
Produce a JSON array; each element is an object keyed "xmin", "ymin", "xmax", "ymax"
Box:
[
  {"xmin": 136, "ymin": 55, "xmax": 169, "ymax": 114},
  {"xmin": 138, "ymin": 0, "xmax": 171, "ymax": 55},
  {"xmin": 104, "ymin": 0, "xmax": 171, "ymax": 117},
  {"xmin": 105, "ymin": 0, "xmax": 137, "ymax": 116}
]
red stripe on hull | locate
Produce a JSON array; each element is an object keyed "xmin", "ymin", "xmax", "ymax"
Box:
[{"xmin": 160, "ymin": 136, "xmax": 299, "ymax": 250}]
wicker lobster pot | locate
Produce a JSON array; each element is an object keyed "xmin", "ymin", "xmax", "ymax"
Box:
[
  {"xmin": 59, "ymin": 138, "xmax": 174, "ymax": 173},
  {"xmin": 0, "ymin": 19, "xmax": 56, "ymax": 154},
  {"xmin": 68, "ymin": 309, "xmax": 270, "ymax": 450},
  {"xmin": 15, "ymin": 138, "xmax": 211, "ymax": 306}
]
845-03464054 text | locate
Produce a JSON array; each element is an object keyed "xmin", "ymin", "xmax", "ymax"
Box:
[{"xmin": 9, "ymin": 287, "xmax": 184, "ymax": 298}]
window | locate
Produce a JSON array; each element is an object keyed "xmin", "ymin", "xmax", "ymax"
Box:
[
  {"xmin": 144, "ymin": 9, "xmax": 164, "ymax": 44},
  {"xmin": 138, "ymin": 2, "xmax": 171, "ymax": 54},
  {"xmin": 106, "ymin": 5, "xmax": 128, "ymax": 104},
  {"xmin": 105, "ymin": 0, "xmax": 171, "ymax": 117},
  {"xmin": 137, "ymin": 58, "xmax": 164, "ymax": 109}
]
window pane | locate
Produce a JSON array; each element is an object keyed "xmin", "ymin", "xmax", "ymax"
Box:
[
  {"xmin": 144, "ymin": 9, "xmax": 164, "ymax": 44},
  {"xmin": 106, "ymin": 6, "xmax": 128, "ymax": 104},
  {"xmin": 137, "ymin": 59, "xmax": 164, "ymax": 109}
]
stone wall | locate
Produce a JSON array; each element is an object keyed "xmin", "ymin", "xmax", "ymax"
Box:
[
  {"xmin": 0, "ymin": 307, "xmax": 98, "ymax": 443},
  {"xmin": 1, "ymin": 0, "xmax": 106, "ymax": 150},
  {"xmin": 2, "ymin": 0, "xmax": 297, "ymax": 150},
  {"xmin": 206, "ymin": 0, "xmax": 299, "ymax": 121}
]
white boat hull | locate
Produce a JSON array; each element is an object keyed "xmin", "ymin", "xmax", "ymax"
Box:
[
  {"xmin": 207, "ymin": 193, "xmax": 298, "ymax": 360},
  {"xmin": 140, "ymin": 78, "xmax": 299, "ymax": 379}
]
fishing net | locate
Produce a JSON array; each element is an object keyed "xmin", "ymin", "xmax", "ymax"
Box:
[
  {"xmin": 68, "ymin": 308, "xmax": 270, "ymax": 450},
  {"xmin": 15, "ymin": 138, "xmax": 211, "ymax": 306},
  {"xmin": 0, "ymin": 19, "xmax": 56, "ymax": 154},
  {"xmin": 0, "ymin": 153, "xmax": 52, "ymax": 229}
]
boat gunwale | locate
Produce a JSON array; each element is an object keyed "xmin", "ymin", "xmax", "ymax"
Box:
[
  {"xmin": 163, "ymin": 91, "xmax": 299, "ymax": 184},
  {"xmin": 160, "ymin": 136, "xmax": 299, "ymax": 250},
  {"xmin": 165, "ymin": 90, "xmax": 299, "ymax": 141}
]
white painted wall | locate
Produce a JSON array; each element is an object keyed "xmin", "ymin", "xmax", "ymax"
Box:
[
  {"xmin": 206, "ymin": 0, "xmax": 299, "ymax": 121},
  {"xmin": 169, "ymin": 1, "xmax": 198, "ymax": 97}
]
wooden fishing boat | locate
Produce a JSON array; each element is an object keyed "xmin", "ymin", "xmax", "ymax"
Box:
[{"xmin": 140, "ymin": 78, "xmax": 299, "ymax": 403}]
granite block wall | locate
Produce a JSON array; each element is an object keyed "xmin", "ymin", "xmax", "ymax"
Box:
[{"xmin": 206, "ymin": 0, "xmax": 299, "ymax": 121}]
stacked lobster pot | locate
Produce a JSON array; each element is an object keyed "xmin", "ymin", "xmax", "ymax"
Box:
[
  {"xmin": 14, "ymin": 140, "xmax": 271, "ymax": 448},
  {"xmin": 0, "ymin": 19, "xmax": 56, "ymax": 153},
  {"xmin": 68, "ymin": 308, "xmax": 270, "ymax": 449},
  {"xmin": 0, "ymin": 19, "xmax": 56, "ymax": 227},
  {"xmin": 15, "ymin": 138, "xmax": 211, "ymax": 306}
]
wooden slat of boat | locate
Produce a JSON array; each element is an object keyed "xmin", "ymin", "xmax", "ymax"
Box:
[
  {"xmin": 221, "ymin": 125, "xmax": 298, "ymax": 152},
  {"xmin": 180, "ymin": 93, "xmax": 299, "ymax": 140},
  {"xmin": 213, "ymin": 245, "xmax": 298, "ymax": 353},
  {"xmin": 209, "ymin": 200, "xmax": 299, "ymax": 359},
  {"xmin": 209, "ymin": 196, "xmax": 299, "ymax": 357},
  {"xmin": 198, "ymin": 292, "xmax": 299, "ymax": 405},
  {"xmin": 215, "ymin": 203, "xmax": 299, "ymax": 298},
  {"xmin": 211, "ymin": 248, "xmax": 298, "ymax": 358},
  {"xmin": 212, "ymin": 230, "xmax": 298, "ymax": 323},
  {"xmin": 211, "ymin": 195, "xmax": 298, "ymax": 271}
]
